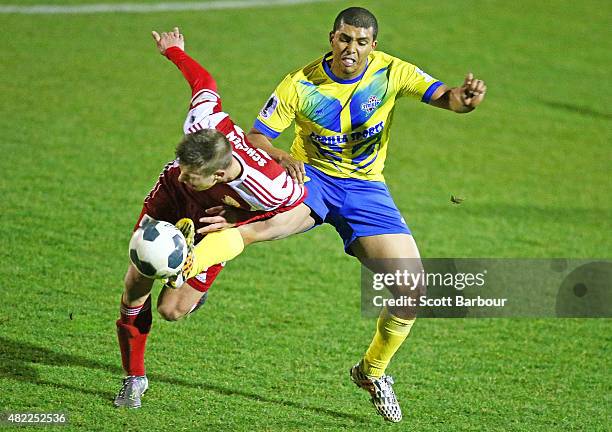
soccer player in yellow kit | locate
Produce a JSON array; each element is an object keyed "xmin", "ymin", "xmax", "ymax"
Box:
[
  {"xmin": 243, "ymin": 7, "xmax": 487, "ymax": 422},
  {"xmin": 180, "ymin": 6, "xmax": 486, "ymax": 423}
]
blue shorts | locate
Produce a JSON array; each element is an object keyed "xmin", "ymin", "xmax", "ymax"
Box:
[{"xmin": 304, "ymin": 164, "xmax": 410, "ymax": 254}]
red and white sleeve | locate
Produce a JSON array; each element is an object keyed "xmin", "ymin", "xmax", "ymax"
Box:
[{"xmin": 164, "ymin": 46, "xmax": 224, "ymax": 133}]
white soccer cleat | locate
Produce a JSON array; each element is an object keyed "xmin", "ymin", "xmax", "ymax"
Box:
[
  {"xmin": 114, "ymin": 375, "xmax": 149, "ymax": 409},
  {"xmin": 350, "ymin": 363, "xmax": 402, "ymax": 422}
]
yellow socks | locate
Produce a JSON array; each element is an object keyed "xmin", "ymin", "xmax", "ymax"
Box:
[
  {"xmin": 188, "ymin": 228, "xmax": 245, "ymax": 276},
  {"xmin": 362, "ymin": 307, "xmax": 415, "ymax": 378}
]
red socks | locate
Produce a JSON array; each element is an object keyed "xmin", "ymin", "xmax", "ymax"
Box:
[{"xmin": 116, "ymin": 296, "xmax": 152, "ymax": 376}]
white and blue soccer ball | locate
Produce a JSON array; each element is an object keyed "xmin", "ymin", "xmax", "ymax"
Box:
[{"xmin": 129, "ymin": 219, "xmax": 188, "ymax": 279}]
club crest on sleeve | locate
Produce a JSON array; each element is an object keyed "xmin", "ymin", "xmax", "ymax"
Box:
[{"xmin": 260, "ymin": 94, "xmax": 279, "ymax": 119}]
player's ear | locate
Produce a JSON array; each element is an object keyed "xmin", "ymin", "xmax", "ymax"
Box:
[
  {"xmin": 371, "ymin": 40, "xmax": 378, "ymax": 50},
  {"xmin": 213, "ymin": 169, "xmax": 225, "ymax": 182},
  {"xmin": 329, "ymin": 31, "xmax": 335, "ymax": 45}
]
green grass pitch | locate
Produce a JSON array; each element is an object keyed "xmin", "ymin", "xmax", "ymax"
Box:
[{"xmin": 0, "ymin": 0, "xmax": 610, "ymax": 430}]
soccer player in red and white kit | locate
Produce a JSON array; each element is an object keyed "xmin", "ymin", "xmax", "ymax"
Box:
[{"xmin": 114, "ymin": 28, "xmax": 306, "ymax": 408}]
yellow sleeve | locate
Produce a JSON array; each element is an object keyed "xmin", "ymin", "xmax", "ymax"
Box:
[
  {"xmin": 394, "ymin": 59, "xmax": 444, "ymax": 103},
  {"xmin": 253, "ymin": 74, "xmax": 299, "ymax": 139}
]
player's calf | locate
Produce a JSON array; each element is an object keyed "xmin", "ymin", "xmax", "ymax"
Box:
[
  {"xmin": 157, "ymin": 281, "xmax": 208, "ymax": 321},
  {"xmin": 123, "ymin": 264, "xmax": 155, "ymax": 306},
  {"xmin": 383, "ymin": 260, "xmax": 426, "ymax": 320}
]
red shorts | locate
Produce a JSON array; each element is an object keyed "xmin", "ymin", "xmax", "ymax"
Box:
[{"xmin": 185, "ymin": 262, "xmax": 224, "ymax": 293}]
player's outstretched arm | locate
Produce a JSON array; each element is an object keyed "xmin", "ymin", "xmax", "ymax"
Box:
[
  {"xmin": 152, "ymin": 27, "xmax": 218, "ymax": 96},
  {"xmin": 429, "ymin": 73, "xmax": 487, "ymax": 113}
]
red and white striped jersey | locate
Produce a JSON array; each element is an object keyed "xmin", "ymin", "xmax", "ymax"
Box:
[
  {"xmin": 166, "ymin": 46, "xmax": 305, "ymax": 213},
  {"xmin": 143, "ymin": 159, "xmax": 299, "ymax": 238}
]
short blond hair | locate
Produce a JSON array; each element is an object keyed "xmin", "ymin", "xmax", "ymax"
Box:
[{"xmin": 176, "ymin": 129, "xmax": 232, "ymax": 174}]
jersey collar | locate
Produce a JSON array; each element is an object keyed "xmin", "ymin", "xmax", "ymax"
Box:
[
  {"xmin": 322, "ymin": 52, "xmax": 368, "ymax": 84},
  {"xmin": 228, "ymin": 154, "xmax": 246, "ymax": 185}
]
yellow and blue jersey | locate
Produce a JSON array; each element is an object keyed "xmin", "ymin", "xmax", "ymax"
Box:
[{"xmin": 254, "ymin": 50, "xmax": 443, "ymax": 182}]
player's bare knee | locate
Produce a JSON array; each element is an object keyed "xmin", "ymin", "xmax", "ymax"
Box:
[
  {"xmin": 237, "ymin": 225, "xmax": 257, "ymax": 246},
  {"xmin": 157, "ymin": 303, "xmax": 186, "ymax": 321}
]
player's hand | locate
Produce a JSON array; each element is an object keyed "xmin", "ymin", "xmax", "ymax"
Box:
[
  {"xmin": 452, "ymin": 72, "xmax": 486, "ymax": 110},
  {"xmin": 245, "ymin": 129, "xmax": 305, "ymax": 183},
  {"xmin": 197, "ymin": 206, "xmax": 237, "ymax": 234},
  {"xmin": 151, "ymin": 27, "xmax": 184, "ymax": 55},
  {"xmin": 275, "ymin": 149, "xmax": 306, "ymax": 184}
]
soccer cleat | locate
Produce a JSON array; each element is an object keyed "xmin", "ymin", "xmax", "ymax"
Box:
[
  {"xmin": 113, "ymin": 375, "xmax": 149, "ymax": 409},
  {"xmin": 350, "ymin": 363, "xmax": 402, "ymax": 422},
  {"xmin": 164, "ymin": 218, "xmax": 196, "ymax": 289},
  {"xmin": 175, "ymin": 218, "xmax": 195, "ymax": 249}
]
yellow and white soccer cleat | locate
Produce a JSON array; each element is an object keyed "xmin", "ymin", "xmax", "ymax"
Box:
[{"xmin": 163, "ymin": 218, "xmax": 197, "ymax": 289}]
